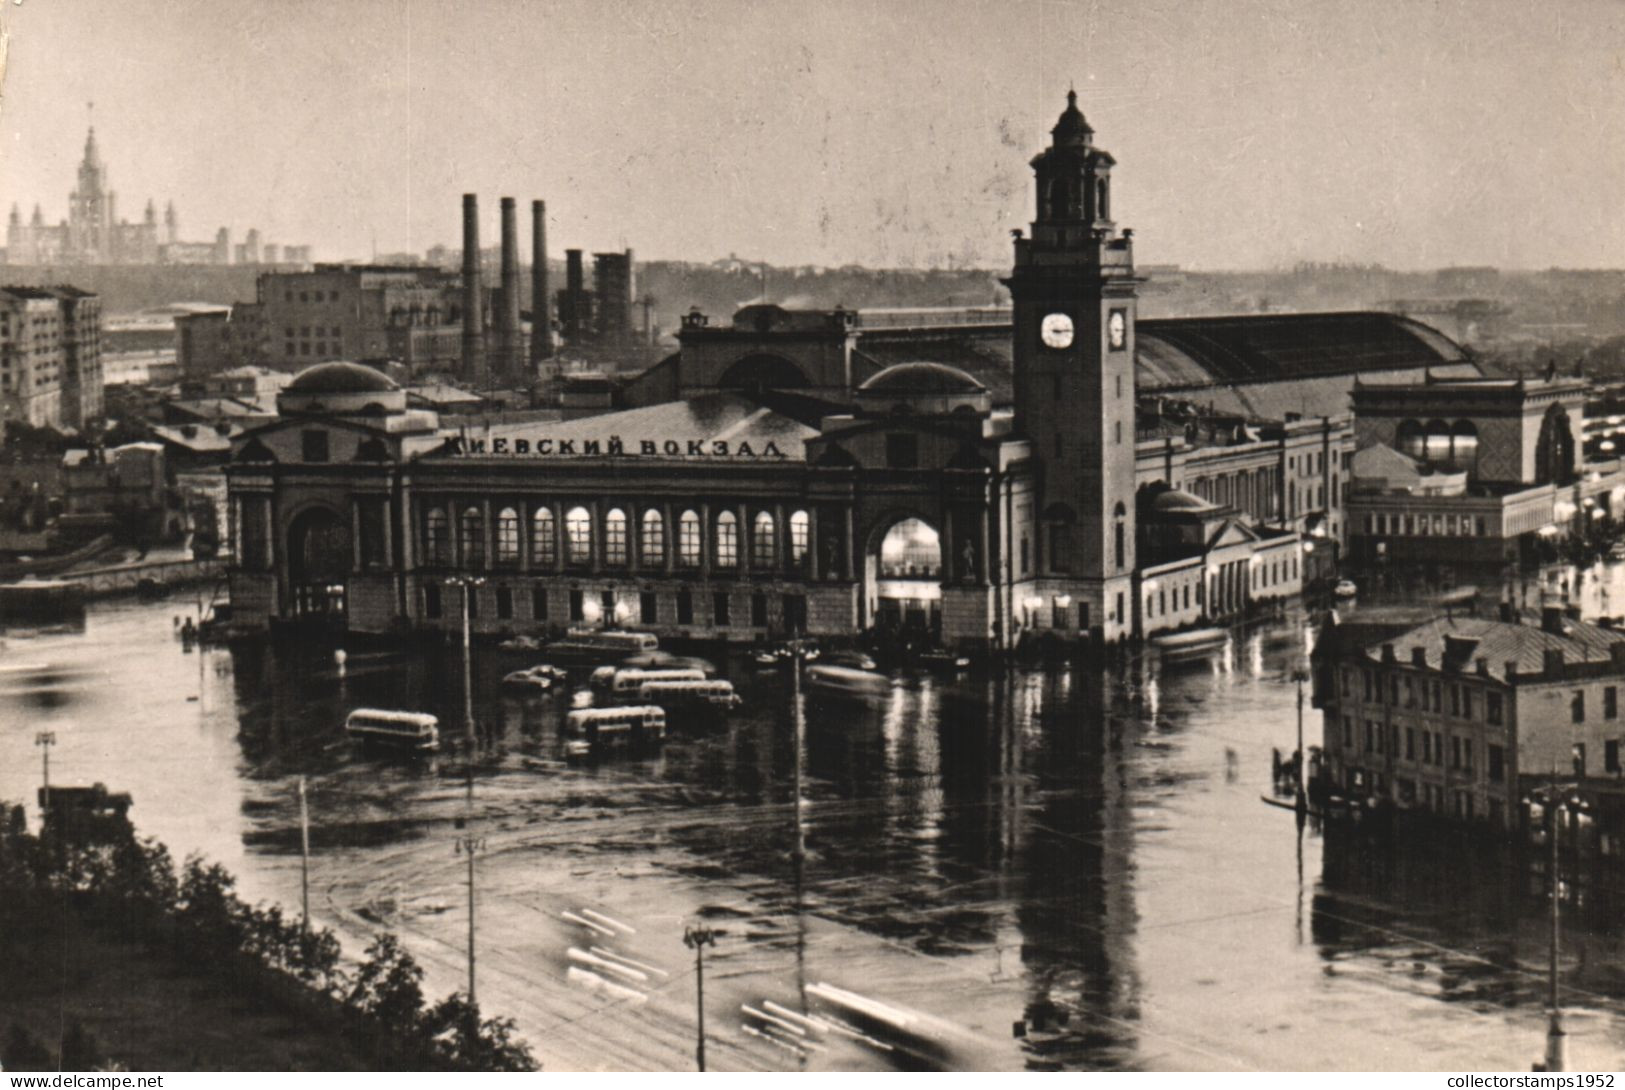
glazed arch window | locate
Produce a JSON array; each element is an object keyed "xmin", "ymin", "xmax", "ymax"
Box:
[
  {"xmin": 495, "ymin": 507, "xmax": 520, "ymax": 564},
  {"xmin": 753, "ymin": 511, "xmax": 776, "ymax": 567},
  {"xmin": 565, "ymin": 506, "xmax": 593, "ymax": 564},
  {"xmin": 424, "ymin": 508, "xmax": 450, "ymax": 565},
  {"xmin": 459, "ymin": 506, "xmax": 484, "ymax": 568},
  {"xmin": 641, "ymin": 509, "xmax": 665, "ymax": 566},
  {"xmin": 789, "ymin": 510, "xmax": 810, "ymax": 564},
  {"xmin": 605, "ymin": 508, "xmax": 628, "ymax": 565},
  {"xmin": 678, "ymin": 510, "xmax": 702, "ymax": 568},
  {"xmin": 531, "ymin": 507, "xmax": 556, "ymax": 565},
  {"xmin": 715, "ymin": 511, "xmax": 739, "ymax": 568}
]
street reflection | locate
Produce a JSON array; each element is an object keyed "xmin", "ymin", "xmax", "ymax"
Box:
[{"xmin": 2, "ymin": 598, "xmax": 1624, "ymax": 1068}]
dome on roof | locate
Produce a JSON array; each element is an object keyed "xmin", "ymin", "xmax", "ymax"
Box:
[
  {"xmin": 1051, "ymin": 89, "xmax": 1094, "ymax": 144},
  {"xmin": 858, "ymin": 362, "xmax": 987, "ymax": 397},
  {"xmin": 1151, "ymin": 488, "xmax": 1219, "ymax": 514},
  {"xmin": 286, "ymin": 362, "xmax": 398, "ymax": 395}
]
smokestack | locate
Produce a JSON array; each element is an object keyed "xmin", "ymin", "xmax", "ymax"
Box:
[
  {"xmin": 461, "ymin": 194, "xmax": 484, "ymax": 384},
  {"xmin": 531, "ymin": 200, "xmax": 551, "ymax": 361},
  {"xmin": 499, "ymin": 196, "xmax": 521, "ymax": 380},
  {"xmin": 564, "ymin": 249, "xmax": 585, "ymax": 341}
]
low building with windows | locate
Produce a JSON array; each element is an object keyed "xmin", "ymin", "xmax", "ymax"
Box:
[
  {"xmin": 1313, "ymin": 607, "xmax": 1625, "ymax": 830},
  {"xmin": 1345, "ymin": 375, "xmax": 1625, "ymax": 580}
]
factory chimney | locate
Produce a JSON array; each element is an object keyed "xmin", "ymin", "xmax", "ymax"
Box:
[
  {"xmin": 498, "ymin": 196, "xmax": 522, "ymax": 380},
  {"xmin": 563, "ymin": 249, "xmax": 585, "ymax": 341},
  {"xmin": 461, "ymin": 194, "xmax": 485, "ymax": 384},
  {"xmin": 531, "ymin": 200, "xmax": 551, "ymax": 361}
]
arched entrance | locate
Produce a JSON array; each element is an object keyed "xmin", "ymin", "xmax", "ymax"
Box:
[
  {"xmin": 287, "ymin": 506, "xmax": 350, "ymax": 619},
  {"xmin": 1536, "ymin": 405, "xmax": 1577, "ymax": 486},
  {"xmin": 717, "ymin": 354, "xmax": 812, "ymax": 393},
  {"xmin": 866, "ymin": 517, "xmax": 942, "ymax": 635}
]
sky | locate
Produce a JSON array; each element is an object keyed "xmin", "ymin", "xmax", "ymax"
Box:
[{"xmin": 0, "ymin": 0, "xmax": 1622, "ymax": 271}]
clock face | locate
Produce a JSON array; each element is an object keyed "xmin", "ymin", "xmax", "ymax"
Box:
[
  {"xmin": 1040, "ymin": 312, "xmax": 1074, "ymax": 350},
  {"xmin": 1108, "ymin": 309, "xmax": 1127, "ymax": 350}
]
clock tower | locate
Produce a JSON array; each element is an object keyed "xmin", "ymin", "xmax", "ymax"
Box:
[{"xmin": 1004, "ymin": 91, "xmax": 1141, "ymax": 636}]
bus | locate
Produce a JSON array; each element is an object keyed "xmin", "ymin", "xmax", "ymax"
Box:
[
  {"xmin": 605, "ymin": 667, "xmax": 708, "ymax": 699},
  {"xmin": 344, "ymin": 708, "xmax": 440, "ymax": 752},
  {"xmin": 546, "ymin": 629, "xmax": 660, "ymax": 664},
  {"xmin": 563, "ymin": 705, "xmax": 667, "ymax": 759},
  {"xmin": 637, "ymin": 679, "xmax": 743, "ymax": 713}
]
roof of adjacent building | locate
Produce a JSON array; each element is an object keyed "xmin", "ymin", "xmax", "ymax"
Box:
[
  {"xmin": 1361, "ymin": 614, "xmax": 1625, "ymax": 682},
  {"xmin": 285, "ymin": 361, "xmax": 399, "ymax": 395},
  {"xmin": 1136, "ymin": 311, "xmax": 1469, "ymax": 387}
]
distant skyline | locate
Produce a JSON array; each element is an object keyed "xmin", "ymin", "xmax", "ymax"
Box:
[{"xmin": 1, "ymin": 0, "xmax": 1622, "ymax": 271}]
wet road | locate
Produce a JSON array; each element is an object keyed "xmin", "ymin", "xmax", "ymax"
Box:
[{"xmin": 3, "ymin": 597, "xmax": 1625, "ymax": 1070}]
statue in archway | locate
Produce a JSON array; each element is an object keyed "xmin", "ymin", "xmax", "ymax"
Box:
[
  {"xmin": 822, "ymin": 535, "xmax": 840, "ymax": 579},
  {"xmin": 960, "ymin": 537, "xmax": 977, "ymax": 582}
]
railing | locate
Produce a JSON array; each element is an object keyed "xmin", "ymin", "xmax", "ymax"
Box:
[{"xmin": 69, "ymin": 556, "xmax": 227, "ymax": 597}]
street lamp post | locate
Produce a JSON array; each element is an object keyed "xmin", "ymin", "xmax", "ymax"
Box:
[
  {"xmin": 1530, "ymin": 782, "xmax": 1583, "ymax": 1072},
  {"xmin": 1291, "ymin": 666, "xmax": 1310, "ymax": 809},
  {"xmin": 683, "ymin": 923, "xmax": 718, "ymax": 1071},
  {"xmin": 445, "ymin": 575, "xmax": 486, "ymax": 751},
  {"xmin": 34, "ymin": 731, "xmax": 56, "ymax": 816}
]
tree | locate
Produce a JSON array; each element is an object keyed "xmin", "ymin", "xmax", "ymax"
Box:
[
  {"xmin": 344, "ymin": 933, "xmax": 428, "ymax": 1045},
  {"xmin": 422, "ymin": 992, "xmax": 538, "ymax": 1072}
]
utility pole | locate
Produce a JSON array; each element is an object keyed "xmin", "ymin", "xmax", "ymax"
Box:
[
  {"xmin": 1291, "ymin": 665, "xmax": 1310, "ymax": 809},
  {"xmin": 35, "ymin": 731, "xmax": 56, "ymax": 817},
  {"xmin": 455, "ymin": 833, "xmax": 484, "ymax": 1005},
  {"xmin": 1530, "ymin": 782, "xmax": 1582, "ymax": 1071},
  {"xmin": 446, "ymin": 575, "xmax": 485, "ymax": 756},
  {"xmin": 683, "ymin": 923, "xmax": 717, "ymax": 1071},
  {"xmin": 1546, "ymin": 790, "xmax": 1568, "ymax": 1072},
  {"xmin": 298, "ymin": 776, "xmax": 312, "ymax": 932}
]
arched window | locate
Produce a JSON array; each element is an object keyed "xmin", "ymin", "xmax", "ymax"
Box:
[
  {"xmin": 1397, "ymin": 419, "xmax": 1426, "ymax": 461},
  {"xmin": 752, "ymin": 511, "xmax": 776, "ymax": 567},
  {"xmin": 1423, "ymin": 420, "xmax": 1452, "ymax": 463},
  {"xmin": 530, "ymin": 506, "xmax": 556, "ymax": 566},
  {"xmin": 565, "ymin": 506, "xmax": 593, "ymax": 564},
  {"xmin": 459, "ymin": 506, "xmax": 484, "ymax": 568},
  {"xmin": 715, "ymin": 511, "xmax": 739, "ymax": 568},
  {"xmin": 1113, "ymin": 502, "xmax": 1127, "ymax": 570},
  {"xmin": 495, "ymin": 506, "xmax": 520, "ymax": 564},
  {"xmin": 1096, "ymin": 178, "xmax": 1109, "ymax": 220},
  {"xmin": 789, "ymin": 510, "xmax": 810, "ymax": 564},
  {"xmin": 641, "ymin": 509, "xmax": 665, "ymax": 566},
  {"xmin": 604, "ymin": 508, "xmax": 628, "ymax": 565},
  {"xmin": 1450, "ymin": 420, "xmax": 1479, "ymax": 469},
  {"xmin": 678, "ymin": 510, "xmax": 702, "ymax": 568},
  {"xmin": 425, "ymin": 507, "xmax": 449, "ymax": 565}
]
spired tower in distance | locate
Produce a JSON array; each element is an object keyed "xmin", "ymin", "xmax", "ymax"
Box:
[{"xmin": 1004, "ymin": 91, "xmax": 1141, "ymax": 640}]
